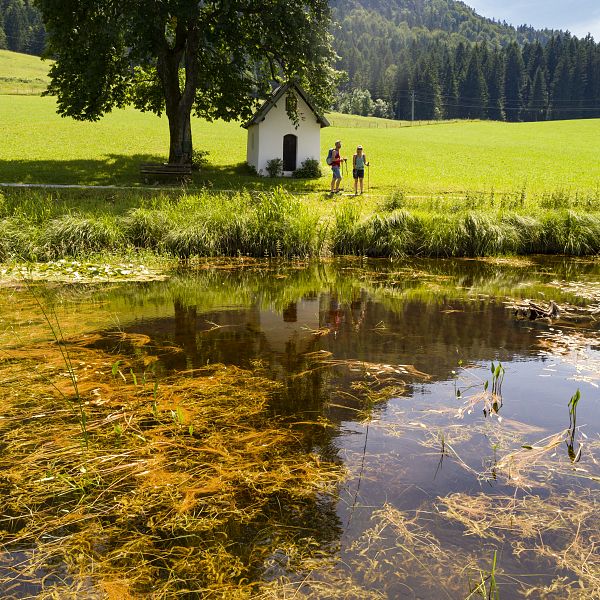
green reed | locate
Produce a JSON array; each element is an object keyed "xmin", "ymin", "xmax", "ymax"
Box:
[
  {"xmin": 466, "ymin": 550, "xmax": 500, "ymax": 600},
  {"xmin": 3, "ymin": 188, "xmax": 600, "ymax": 260}
]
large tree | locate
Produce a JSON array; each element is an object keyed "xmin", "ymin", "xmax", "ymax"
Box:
[{"xmin": 35, "ymin": 0, "xmax": 337, "ymax": 164}]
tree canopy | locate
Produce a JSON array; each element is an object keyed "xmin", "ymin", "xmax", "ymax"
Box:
[{"xmin": 35, "ymin": 0, "xmax": 337, "ymax": 163}]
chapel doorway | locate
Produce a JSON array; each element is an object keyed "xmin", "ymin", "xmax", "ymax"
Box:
[{"xmin": 282, "ymin": 134, "xmax": 297, "ymax": 171}]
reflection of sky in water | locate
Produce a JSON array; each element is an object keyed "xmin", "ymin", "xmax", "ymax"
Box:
[
  {"xmin": 337, "ymin": 352, "xmax": 600, "ymax": 514},
  {"xmin": 86, "ymin": 259, "xmax": 599, "ymax": 507}
]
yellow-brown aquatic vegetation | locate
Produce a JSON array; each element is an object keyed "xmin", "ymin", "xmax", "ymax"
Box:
[
  {"xmin": 439, "ymin": 492, "xmax": 600, "ymax": 599},
  {"xmin": 0, "ymin": 332, "xmax": 344, "ymax": 598}
]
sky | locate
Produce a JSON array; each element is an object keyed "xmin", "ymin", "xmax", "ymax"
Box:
[{"xmin": 465, "ymin": 0, "xmax": 600, "ymax": 40}]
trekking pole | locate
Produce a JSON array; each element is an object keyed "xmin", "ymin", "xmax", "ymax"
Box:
[{"xmin": 367, "ymin": 164, "xmax": 370, "ymax": 193}]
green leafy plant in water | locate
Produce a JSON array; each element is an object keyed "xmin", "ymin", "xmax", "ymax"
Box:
[
  {"xmin": 484, "ymin": 362, "xmax": 505, "ymax": 416},
  {"xmin": 466, "ymin": 550, "xmax": 499, "ymax": 599},
  {"xmin": 566, "ymin": 389, "xmax": 582, "ymax": 462},
  {"xmin": 171, "ymin": 406, "xmax": 185, "ymax": 426}
]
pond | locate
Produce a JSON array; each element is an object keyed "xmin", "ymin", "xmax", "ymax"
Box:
[{"xmin": 0, "ymin": 257, "xmax": 599, "ymax": 599}]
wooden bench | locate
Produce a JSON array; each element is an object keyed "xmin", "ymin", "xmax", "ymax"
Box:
[{"xmin": 140, "ymin": 163, "xmax": 192, "ymax": 185}]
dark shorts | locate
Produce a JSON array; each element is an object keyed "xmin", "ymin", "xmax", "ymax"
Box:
[{"xmin": 353, "ymin": 169, "xmax": 365, "ymax": 180}]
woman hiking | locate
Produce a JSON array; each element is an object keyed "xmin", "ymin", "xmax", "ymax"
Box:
[{"xmin": 352, "ymin": 145, "xmax": 369, "ymax": 195}]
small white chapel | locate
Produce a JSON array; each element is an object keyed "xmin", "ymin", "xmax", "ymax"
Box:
[{"xmin": 242, "ymin": 82, "xmax": 330, "ymax": 176}]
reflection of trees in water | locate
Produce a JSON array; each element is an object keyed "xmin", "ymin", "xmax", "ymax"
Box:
[{"xmin": 115, "ymin": 259, "xmax": 574, "ymax": 427}]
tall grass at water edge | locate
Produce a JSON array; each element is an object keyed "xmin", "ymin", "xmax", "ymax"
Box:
[
  {"xmin": 2, "ymin": 187, "xmax": 600, "ymax": 261},
  {"xmin": 332, "ymin": 205, "xmax": 600, "ymax": 257},
  {"xmin": 127, "ymin": 189, "xmax": 324, "ymax": 258},
  {"xmin": 0, "ymin": 188, "xmax": 325, "ymax": 261}
]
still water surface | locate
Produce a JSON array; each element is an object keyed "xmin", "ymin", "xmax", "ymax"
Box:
[{"xmin": 2, "ymin": 257, "xmax": 600, "ymax": 598}]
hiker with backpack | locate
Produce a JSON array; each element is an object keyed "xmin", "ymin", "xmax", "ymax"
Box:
[
  {"xmin": 327, "ymin": 140, "xmax": 346, "ymax": 194},
  {"xmin": 352, "ymin": 145, "xmax": 370, "ymax": 195}
]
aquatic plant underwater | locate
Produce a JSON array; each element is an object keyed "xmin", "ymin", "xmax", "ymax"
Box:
[{"xmin": 0, "ymin": 261, "xmax": 599, "ymax": 598}]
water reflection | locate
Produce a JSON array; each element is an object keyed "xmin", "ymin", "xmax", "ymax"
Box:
[
  {"xmin": 87, "ymin": 256, "xmax": 600, "ymax": 456},
  {"xmin": 3, "ymin": 257, "xmax": 599, "ymax": 598}
]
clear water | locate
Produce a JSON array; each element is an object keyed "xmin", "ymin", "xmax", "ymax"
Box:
[{"xmin": 2, "ymin": 256, "xmax": 599, "ymax": 598}]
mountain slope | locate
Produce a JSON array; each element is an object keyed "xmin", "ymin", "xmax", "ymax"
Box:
[
  {"xmin": 331, "ymin": 0, "xmax": 558, "ymax": 47},
  {"xmin": 331, "ymin": 0, "xmax": 561, "ymax": 96}
]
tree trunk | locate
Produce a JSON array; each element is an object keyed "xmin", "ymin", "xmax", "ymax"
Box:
[
  {"xmin": 167, "ymin": 107, "xmax": 193, "ymax": 164},
  {"xmin": 156, "ymin": 19, "xmax": 199, "ymax": 165}
]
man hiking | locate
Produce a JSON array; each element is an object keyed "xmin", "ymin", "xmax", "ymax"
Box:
[{"xmin": 328, "ymin": 140, "xmax": 346, "ymax": 194}]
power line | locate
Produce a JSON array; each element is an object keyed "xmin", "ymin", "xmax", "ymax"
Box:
[{"xmin": 413, "ymin": 97, "xmax": 600, "ymax": 112}]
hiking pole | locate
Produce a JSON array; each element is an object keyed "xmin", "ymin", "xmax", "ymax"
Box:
[{"xmin": 367, "ymin": 164, "xmax": 370, "ymax": 193}]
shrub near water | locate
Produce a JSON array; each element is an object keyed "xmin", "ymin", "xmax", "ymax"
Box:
[
  {"xmin": 123, "ymin": 207, "xmax": 172, "ymax": 250},
  {"xmin": 0, "ymin": 217, "xmax": 37, "ymax": 262},
  {"xmin": 40, "ymin": 214, "xmax": 123, "ymax": 260},
  {"xmin": 541, "ymin": 211, "xmax": 600, "ymax": 255}
]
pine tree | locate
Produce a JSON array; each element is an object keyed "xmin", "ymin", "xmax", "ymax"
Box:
[
  {"xmin": 486, "ymin": 51, "xmax": 506, "ymax": 121},
  {"xmin": 545, "ymin": 35, "xmax": 564, "ymax": 81},
  {"xmin": 549, "ymin": 55, "xmax": 572, "ymax": 120},
  {"xmin": 392, "ymin": 59, "xmax": 413, "ymax": 120},
  {"xmin": 4, "ymin": 2, "xmax": 28, "ymax": 53},
  {"xmin": 454, "ymin": 41, "xmax": 471, "ymax": 81},
  {"xmin": 0, "ymin": 13, "xmax": 6, "ymax": 50},
  {"xmin": 504, "ymin": 42, "xmax": 526, "ymax": 121},
  {"xmin": 526, "ymin": 41, "xmax": 547, "ymax": 79},
  {"xmin": 570, "ymin": 41, "xmax": 588, "ymax": 119},
  {"xmin": 415, "ymin": 57, "xmax": 442, "ymax": 119},
  {"xmin": 28, "ymin": 23, "xmax": 46, "ymax": 55},
  {"xmin": 528, "ymin": 67, "xmax": 549, "ymax": 121},
  {"xmin": 589, "ymin": 43, "xmax": 600, "ymax": 117},
  {"xmin": 459, "ymin": 47, "xmax": 488, "ymax": 119},
  {"xmin": 441, "ymin": 51, "xmax": 459, "ymax": 119}
]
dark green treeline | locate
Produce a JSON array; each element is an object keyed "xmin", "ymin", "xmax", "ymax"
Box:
[
  {"xmin": 389, "ymin": 36, "xmax": 600, "ymax": 121},
  {"xmin": 338, "ymin": 34, "xmax": 600, "ymax": 122},
  {"xmin": 333, "ymin": 1, "xmax": 600, "ymax": 122},
  {"xmin": 0, "ymin": 0, "xmax": 45, "ymax": 55}
]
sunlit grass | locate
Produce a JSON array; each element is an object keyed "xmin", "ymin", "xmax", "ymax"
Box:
[
  {"xmin": 0, "ymin": 49, "xmax": 50, "ymax": 94},
  {"xmin": 3, "ymin": 187, "xmax": 600, "ymax": 261},
  {"xmin": 1, "ymin": 94, "xmax": 600, "ymax": 195}
]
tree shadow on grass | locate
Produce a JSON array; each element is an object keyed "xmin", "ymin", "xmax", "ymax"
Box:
[
  {"xmin": 0, "ymin": 154, "xmax": 165, "ymax": 186},
  {"xmin": 0, "ymin": 155, "xmax": 325, "ymax": 193},
  {"xmin": 201, "ymin": 162, "xmax": 324, "ymax": 193}
]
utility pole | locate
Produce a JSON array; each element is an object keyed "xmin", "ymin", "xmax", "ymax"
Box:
[{"xmin": 411, "ymin": 90, "xmax": 415, "ymax": 123}]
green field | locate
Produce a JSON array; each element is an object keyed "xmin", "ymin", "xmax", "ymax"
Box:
[
  {"xmin": 1, "ymin": 87, "xmax": 600, "ymax": 195},
  {"xmin": 0, "ymin": 50, "xmax": 50, "ymax": 95}
]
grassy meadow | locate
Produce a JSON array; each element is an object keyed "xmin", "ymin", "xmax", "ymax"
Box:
[
  {"xmin": 0, "ymin": 49, "xmax": 50, "ymax": 95},
  {"xmin": 1, "ymin": 93, "xmax": 600, "ymax": 195},
  {"xmin": 2, "ymin": 50, "xmax": 600, "ymax": 260}
]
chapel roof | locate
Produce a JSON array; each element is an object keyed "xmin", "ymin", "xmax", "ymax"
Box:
[{"xmin": 242, "ymin": 82, "xmax": 330, "ymax": 129}]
